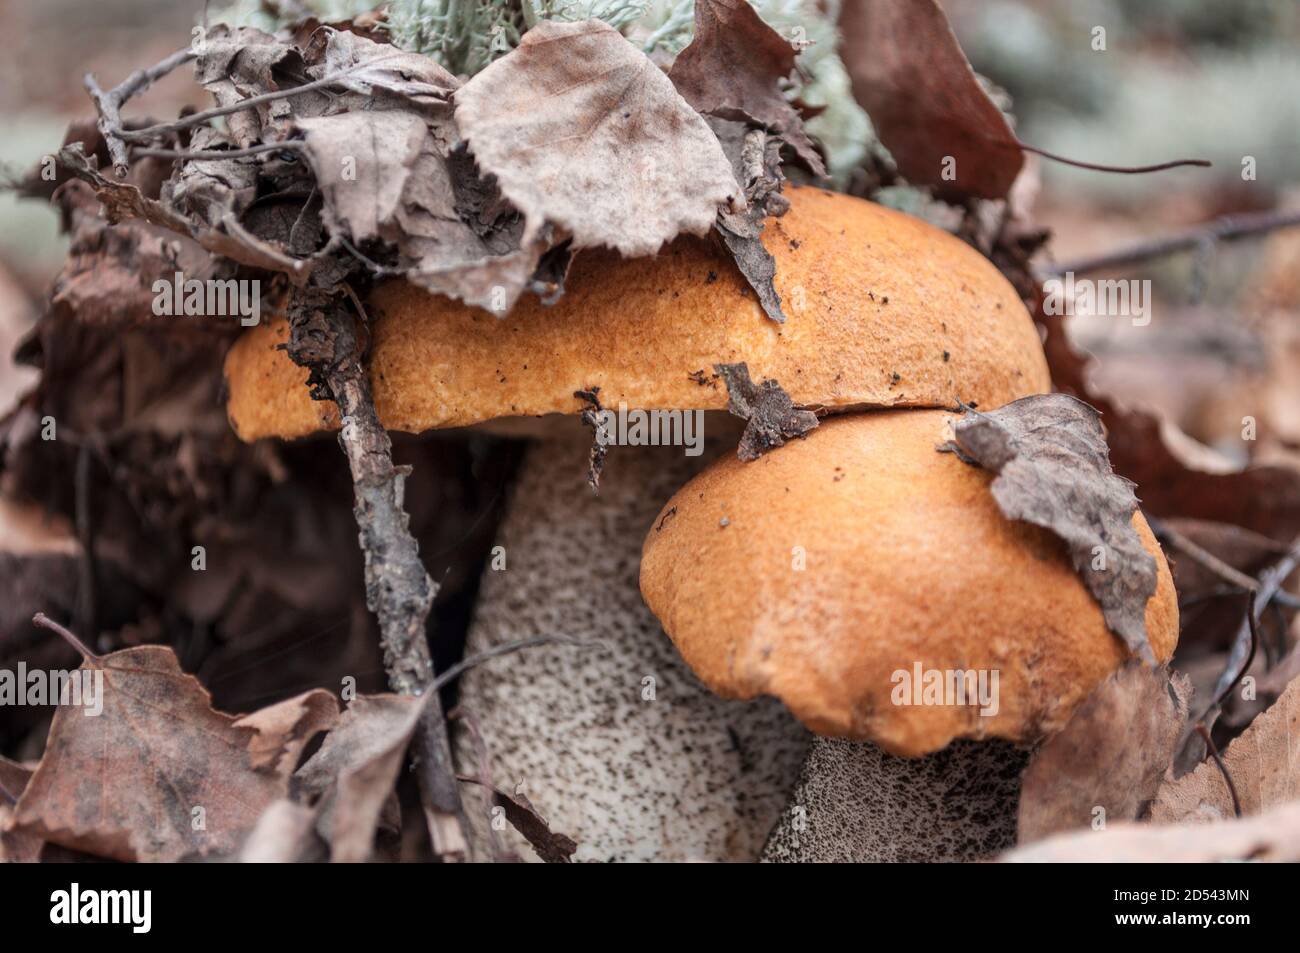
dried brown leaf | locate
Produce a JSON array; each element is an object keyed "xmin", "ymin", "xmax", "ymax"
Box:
[
  {"xmin": 1152, "ymin": 676, "xmax": 1300, "ymax": 821},
  {"xmin": 234, "ymin": 688, "xmax": 340, "ymax": 776},
  {"xmin": 11, "ymin": 645, "xmax": 294, "ymax": 862},
  {"xmin": 454, "ymin": 19, "xmax": 741, "ymax": 257},
  {"xmin": 1018, "ymin": 663, "xmax": 1190, "ymax": 843},
  {"xmin": 943, "ymin": 394, "xmax": 1159, "ymax": 661},
  {"xmin": 714, "ymin": 362, "xmax": 818, "ymax": 461},
  {"xmin": 839, "ymin": 0, "xmax": 1023, "ymax": 201},
  {"xmin": 294, "ymin": 693, "xmax": 426, "ymax": 863},
  {"xmin": 669, "ymin": 0, "xmax": 824, "ymax": 177}
]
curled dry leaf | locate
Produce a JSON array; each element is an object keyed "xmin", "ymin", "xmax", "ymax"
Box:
[
  {"xmin": 195, "ymin": 25, "xmax": 301, "ymax": 146},
  {"xmin": 11, "ymin": 645, "xmax": 311, "ymax": 862},
  {"xmin": 454, "ymin": 19, "xmax": 741, "ymax": 258},
  {"xmin": 1152, "ymin": 676, "xmax": 1300, "ymax": 822},
  {"xmin": 714, "ymin": 362, "xmax": 818, "ymax": 461},
  {"xmin": 458, "ymin": 776, "xmax": 578, "ymax": 864},
  {"xmin": 233, "ymin": 687, "xmax": 340, "ymax": 776},
  {"xmin": 839, "ymin": 0, "xmax": 1024, "ymax": 201},
  {"xmin": 294, "ymin": 693, "xmax": 427, "ymax": 863},
  {"xmin": 55, "ymin": 145, "xmax": 310, "ymax": 281},
  {"xmin": 1017, "ymin": 662, "xmax": 1191, "ymax": 843},
  {"xmin": 1002, "ymin": 799, "xmax": 1300, "ymax": 863},
  {"xmin": 713, "ymin": 122, "xmax": 788, "ymax": 323},
  {"xmin": 942, "ymin": 394, "xmax": 1159, "ymax": 662},
  {"xmin": 669, "ymin": 0, "xmax": 825, "ymax": 178}
]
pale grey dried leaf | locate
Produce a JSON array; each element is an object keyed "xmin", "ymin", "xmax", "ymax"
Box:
[
  {"xmin": 714, "ymin": 362, "xmax": 818, "ymax": 461},
  {"xmin": 297, "ymin": 110, "xmax": 429, "ymax": 243},
  {"xmin": 238, "ymin": 799, "xmax": 325, "ymax": 862},
  {"xmin": 294, "ymin": 693, "xmax": 425, "ymax": 863},
  {"xmin": 56, "ymin": 146, "xmax": 311, "ymax": 281},
  {"xmin": 1018, "ymin": 662, "xmax": 1190, "ymax": 843},
  {"xmin": 1002, "ymin": 799, "xmax": 1300, "ymax": 863},
  {"xmin": 316, "ymin": 26, "xmax": 459, "ymax": 110},
  {"xmin": 716, "ymin": 214, "xmax": 783, "ymax": 323},
  {"xmin": 194, "ymin": 25, "xmax": 301, "ymax": 146},
  {"xmin": 711, "ymin": 122, "xmax": 787, "ymax": 322},
  {"xmin": 942, "ymin": 394, "xmax": 1159, "ymax": 661},
  {"xmin": 454, "ymin": 19, "xmax": 742, "ymax": 257},
  {"xmin": 670, "ymin": 0, "xmax": 825, "ymax": 177}
]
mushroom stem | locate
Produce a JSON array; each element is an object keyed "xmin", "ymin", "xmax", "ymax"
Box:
[
  {"xmin": 455, "ymin": 427, "xmax": 809, "ymax": 862},
  {"xmin": 762, "ymin": 737, "xmax": 1029, "ymax": 862}
]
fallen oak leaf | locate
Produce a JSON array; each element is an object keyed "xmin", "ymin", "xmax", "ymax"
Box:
[
  {"xmin": 11, "ymin": 617, "xmax": 296, "ymax": 862},
  {"xmin": 839, "ymin": 0, "xmax": 1023, "ymax": 201},
  {"xmin": 1017, "ymin": 662, "xmax": 1190, "ymax": 843},
  {"xmin": 457, "ymin": 775, "xmax": 577, "ymax": 864},
  {"xmin": 714, "ymin": 362, "xmax": 818, "ymax": 461},
  {"xmin": 941, "ymin": 394, "xmax": 1159, "ymax": 662},
  {"xmin": 294, "ymin": 693, "xmax": 426, "ymax": 863},
  {"xmin": 454, "ymin": 19, "xmax": 742, "ymax": 258},
  {"xmin": 670, "ymin": 0, "xmax": 826, "ymax": 178},
  {"xmin": 1001, "ymin": 798, "xmax": 1300, "ymax": 863},
  {"xmin": 1152, "ymin": 675, "xmax": 1300, "ymax": 821}
]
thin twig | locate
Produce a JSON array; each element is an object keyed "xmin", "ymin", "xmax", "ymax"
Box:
[
  {"xmin": 1040, "ymin": 207, "xmax": 1300, "ymax": 278},
  {"xmin": 0, "ymin": 777, "xmax": 17, "ymax": 806},
  {"xmin": 1195, "ymin": 724, "xmax": 1242, "ymax": 819},
  {"xmin": 430, "ymin": 636, "xmax": 596, "ymax": 692},
  {"xmin": 1017, "ymin": 140, "xmax": 1210, "ymax": 175},
  {"xmin": 133, "ymin": 141, "xmax": 306, "ymax": 162},
  {"xmin": 84, "ymin": 48, "xmax": 197, "ymax": 177},
  {"xmin": 1151, "ymin": 519, "xmax": 1261, "ymax": 593},
  {"xmin": 118, "ymin": 54, "xmax": 408, "ymax": 143},
  {"xmin": 283, "ymin": 288, "xmax": 467, "ymax": 862}
]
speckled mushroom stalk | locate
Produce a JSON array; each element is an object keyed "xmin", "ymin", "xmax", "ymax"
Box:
[
  {"xmin": 640, "ymin": 411, "xmax": 1180, "ymax": 863},
  {"xmin": 455, "ymin": 425, "xmax": 810, "ymax": 861}
]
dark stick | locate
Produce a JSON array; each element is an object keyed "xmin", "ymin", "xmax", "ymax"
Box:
[
  {"xmin": 1017, "ymin": 140, "xmax": 1210, "ymax": 175},
  {"xmin": 1151, "ymin": 519, "xmax": 1260, "ymax": 593},
  {"xmin": 84, "ymin": 48, "xmax": 197, "ymax": 177},
  {"xmin": 133, "ymin": 141, "xmax": 306, "ymax": 162},
  {"xmin": 1040, "ymin": 207, "xmax": 1300, "ymax": 278},
  {"xmin": 1195, "ymin": 724, "xmax": 1242, "ymax": 818},
  {"xmin": 118, "ymin": 54, "xmax": 408, "ymax": 143},
  {"xmin": 283, "ymin": 288, "xmax": 467, "ymax": 861}
]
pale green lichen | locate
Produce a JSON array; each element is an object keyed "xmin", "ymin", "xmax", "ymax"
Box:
[{"xmin": 213, "ymin": 0, "xmax": 871, "ymax": 179}]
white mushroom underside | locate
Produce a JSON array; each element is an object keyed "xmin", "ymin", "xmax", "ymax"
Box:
[
  {"xmin": 763, "ymin": 737, "xmax": 1029, "ymax": 862},
  {"xmin": 455, "ymin": 428, "xmax": 810, "ymax": 862}
]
